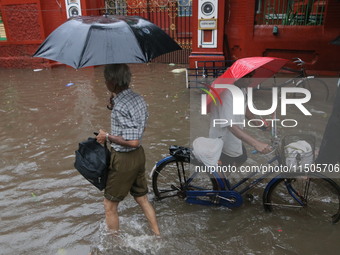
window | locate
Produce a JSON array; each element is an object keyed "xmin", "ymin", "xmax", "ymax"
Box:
[
  {"xmin": 255, "ymin": 0, "xmax": 326, "ymax": 25},
  {"xmin": 0, "ymin": 10, "xmax": 6, "ymax": 41},
  {"xmin": 105, "ymin": 0, "xmax": 127, "ymax": 16},
  {"xmin": 178, "ymin": 0, "xmax": 192, "ymax": 17}
]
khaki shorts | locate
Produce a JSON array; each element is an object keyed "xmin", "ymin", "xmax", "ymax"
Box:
[{"xmin": 104, "ymin": 146, "xmax": 148, "ymax": 202}]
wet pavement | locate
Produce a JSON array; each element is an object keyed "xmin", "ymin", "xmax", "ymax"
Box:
[{"xmin": 0, "ymin": 63, "xmax": 339, "ymax": 255}]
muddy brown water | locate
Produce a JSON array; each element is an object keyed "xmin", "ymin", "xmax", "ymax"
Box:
[{"xmin": 0, "ymin": 64, "xmax": 339, "ymax": 255}]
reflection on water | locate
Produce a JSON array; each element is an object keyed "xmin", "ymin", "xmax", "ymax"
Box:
[{"xmin": 0, "ymin": 64, "xmax": 339, "ymax": 255}]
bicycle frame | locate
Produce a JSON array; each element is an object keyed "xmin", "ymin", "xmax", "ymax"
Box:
[
  {"xmin": 151, "ymin": 109, "xmax": 284, "ymax": 207},
  {"xmin": 151, "ymin": 150, "xmax": 283, "ymax": 208}
]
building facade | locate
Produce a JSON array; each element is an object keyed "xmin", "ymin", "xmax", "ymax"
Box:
[
  {"xmin": 0, "ymin": 0, "xmax": 339, "ymax": 71},
  {"xmin": 0, "ymin": 0, "xmax": 101, "ymax": 68},
  {"xmin": 190, "ymin": 0, "xmax": 340, "ymax": 72}
]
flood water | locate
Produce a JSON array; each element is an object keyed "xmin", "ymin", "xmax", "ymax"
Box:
[{"xmin": 0, "ymin": 63, "xmax": 339, "ymax": 255}]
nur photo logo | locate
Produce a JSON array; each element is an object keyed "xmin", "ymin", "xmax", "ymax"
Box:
[{"xmin": 201, "ymin": 84, "xmax": 312, "ymax": 128}]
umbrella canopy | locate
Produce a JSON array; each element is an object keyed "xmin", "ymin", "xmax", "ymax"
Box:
[
  {"xmin": 207, "ymin": 57, "xmax": 289, "ymax": 106},
  {"xmin": 33, "ymin": 15, "xmax": 182, "ymax": 69}
]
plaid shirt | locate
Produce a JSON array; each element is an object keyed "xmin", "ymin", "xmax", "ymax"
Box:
[{"xmin": 110, "ymin": 88, "xmax": 148, "ymax": 152}]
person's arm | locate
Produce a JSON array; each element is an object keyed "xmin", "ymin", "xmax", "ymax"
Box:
[
  {"xmin": 96, "ymin": 129, "xmax": 140, "ymax": 148},
  {"xmin": 228, "ymin": 125, "xmax": 271, "ymax": 154},
  {"xmin": 245, "ymin": 107, "xmax": 255, "ymax": 120}
]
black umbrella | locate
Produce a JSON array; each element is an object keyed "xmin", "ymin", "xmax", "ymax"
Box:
[{"xmin": 33, "ymin": 15, "xmax": 181, "ymax": 69}]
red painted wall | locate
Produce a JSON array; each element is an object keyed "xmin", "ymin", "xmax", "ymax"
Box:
[
  {"xmin": 39, "ymin": 0, "xmax": 65, "ymax": 38},
  {"xmin": 0, "ymin": 0, "xmax": 45, "ymax": 68},
  {"xmin": 189, "ymin": 0, "xmax": 340, "ymax": 72},
  {"xmin": 0, "ymin": 0, "xmax": 102, "ymax": 68},
  {"xmin": 224, "ymin": 0, "xmax": 340, "ymax": 72},
  {"xmin": 4, "ymin": 3, "xmax": 42, "ymax": 41}
]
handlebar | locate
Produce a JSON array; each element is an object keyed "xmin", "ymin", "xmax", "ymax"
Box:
[{"xmin": 292, "ymin": 57, "xmax": 305, "ymax": 67}]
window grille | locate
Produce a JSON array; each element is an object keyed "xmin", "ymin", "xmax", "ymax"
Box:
[{"xmin": 255, "ymin": 0, "xmax": 326, "ymax": 25}]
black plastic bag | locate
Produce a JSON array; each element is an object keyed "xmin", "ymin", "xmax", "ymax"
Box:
[{"xmin": 74, "ymin": 137, "xmax": 110, "ymax": 191}]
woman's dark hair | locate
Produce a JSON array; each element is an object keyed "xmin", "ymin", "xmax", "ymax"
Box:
[{"xmin": 104, "ymin": 64, "xmax": 131, "ymax": 92}]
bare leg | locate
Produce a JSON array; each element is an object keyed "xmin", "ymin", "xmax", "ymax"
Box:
[
  {"xmin": 134, "ymin": 195, "xmax": 160, "ymax": 236},
  {"xmin": 103, "ymin": 198, "xmax": 120, "ymax": 231}
]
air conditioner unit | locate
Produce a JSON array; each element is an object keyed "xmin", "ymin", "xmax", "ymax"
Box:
[
  {"xmin": 198, "ymin": 0, "xmax": 218, "ymax": 19},
  {"xmin": 65, "ymin": 0, "xmax": 82, "ymax": 19}
]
